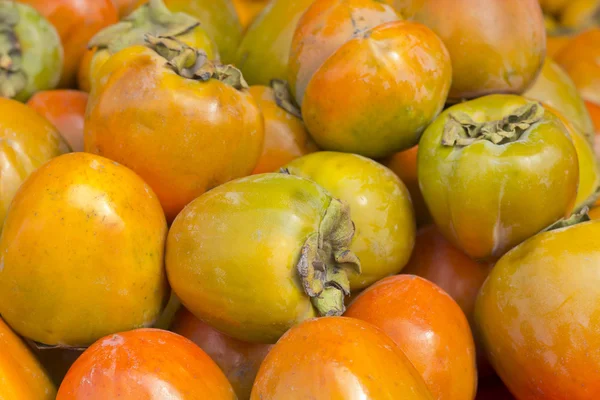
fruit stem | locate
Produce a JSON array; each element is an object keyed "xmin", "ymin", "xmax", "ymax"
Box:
[
  {"xmin": 271, "ymin": 79, "xmax": 302, "ymax": 119},
  {"xmin": 0, "ymin": 2, "xmax": 25, "ymax": 98},
  {"xmin": 544, "ymin": 208, "xmax": 591, "ymax": 232}
]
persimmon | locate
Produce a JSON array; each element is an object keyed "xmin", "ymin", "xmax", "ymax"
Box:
[
  {"xmin": 111, "ymin": 0, "xmax": 139, "ymax": 17},
  {"xmin": 586, "ymin": 100, "xmax": 600, "ymax": 132},
  {"xmin": 57, "ymin": 329, "xmax": 236, "ymax": 399},
  {"xmin": 171, "ymin": 308, "xmax": 273, "ymax": 400},
  {"xmin": 250, "ymin": 317, "xmax": 433, "ymax": 399},
  {"xmin": 232, "ymin": 0, "xmax": 269, "ymax": 30},
  {"xmin": 26, "ymin": 90, "xmax": 87, "ymax": 151},
  {"xmin": 345, "ymin": 276, "xmax": 477, "ymax": 400}
]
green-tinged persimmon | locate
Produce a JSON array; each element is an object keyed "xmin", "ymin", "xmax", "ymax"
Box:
[
  {"xmin": 418, "ymin": 95, "xmax": 579, "ymax": 261},
  {"xmin": 85, "ymin": 37, "xmax": 264, "ymax": 222},
  {"xmin": 284, "ymin": 151, "xmax": 415, "ymax": 289},
  {"xmin": 232, "ymin": 0, "xmax": 269, "ymax": 30},
  {"xmin": 0, "ymin": 152, "xmax": 168, "ymax": 347},
  {"xmin": 302, "ymin": 20, "xmax": 452, "ymax": 158},
  {"xmin": 250, "ymin": 317, "xmax": 433, "ymax": 400},
  {"xmin": 166, "ymin": 173, "xmax": 361, "ymax": 344}
]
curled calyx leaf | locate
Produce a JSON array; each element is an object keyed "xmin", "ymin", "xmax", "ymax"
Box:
[
  {"xmin": 0, "ymin": 2, "xmax": 26, "ymax": 98},
  {"xmin": 145, "ymin": 34, "xmax": 248, "ymax": 89},
  {"xmin": 88, "ymin": 0, "xmax": 200, "ymax": 54},
  {"xmin": 544, "ymin": 208, "xmax": 591, "ymax": 232},
  {"xmin": 25, "ymin": 337, "xmax": 87, "ymax": 352},
  {"xmin": 271, "ymin": 79, "xmax": 302, "ymax": 119},
  {"xmin": 297, "ymin": 198, "xmax": 361, "ymax": 316},
  {"xmin": 442, "ymin": 102, "xmax": 545, "ymax": 147}
]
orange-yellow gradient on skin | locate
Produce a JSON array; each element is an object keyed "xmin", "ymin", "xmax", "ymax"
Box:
[
  {"xmin": 18, "ymin": 0, "xmax": 118, "ymax": 88},
  {"xmin": 0, "ymin": 318, "xmax": 56, "ymax": 399},
  {"xmin": 232, "ymin": 0, "xmax": 269, "ymax": 29},
  {"xmin": 172, "ymin": 308, "xmax": 273, "ymax": 400},
  {"xmin": 413, "ymin": 0, "xmax": 546, "ymax": 101},
  {"xmin": 0, "ymin": 153, "xmax": 168, "ymax": 347},
  {"xmin": 302, "ymin": 20, "xmax": 452, "ymax": 158},
  {"xmin": 346, "ymin": 276, "xmax": 477, "ymax": 400},
  {"xmin": 85, "ymin": 45, "xmax": 264, "ymax": 222},
  {"xmin": 249, "ymin": 85, "xmax": 318, "ymax": 174},
  {"xmin": 56, "ymin": 329, "xmax": 236, "ymax": 400},
  {"xmin": 476, "ymin": 220, "xmax": 600, "ymax": 399},
  {"xmin": 288, "ymin": 0, "xmax": 400, "ymax": 106},
  {"xmin": 251, "ymin": 317, "xmax": 434, "ymax": 400}
]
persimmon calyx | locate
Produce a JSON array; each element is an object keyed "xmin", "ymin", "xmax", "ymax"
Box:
[
  {"xmin": 145, "ymin": 34, "xmax": 248, "ymax": 89},
  {"xmin": 271, "ymin": 79, "xmax": 302, "ymax": 119},
  {"xmin": 297, "ymin": 198, "xmax": 361, "ymax": 317},
  {"xmin": 544, "ymin": 208, "xmax": 591, "ymax": 232},
  {"xmin": 442, "ymin": 102, "xmax": 545, "ymax": 147},
  {"xmin": 88, "ymin": 0, "xmax": 200, "ymax": 54},
  {"xmin": 0, "ymin": 3, "xmax": 25, "ymax": 98}
]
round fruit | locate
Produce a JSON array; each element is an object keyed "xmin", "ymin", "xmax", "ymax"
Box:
[
  {"xmin": 0, "ymin": 1, "xmax": 63, "ymax": 101},
  {"xmin": 413, "ymin": 0, "xmax": 546, "ymax": 101},
  {"xmin": 26, "ymin": 90, "xmax": 87, "ymax": 152},
  {"xmin": 418, "ymin": 95, "xmax": 579, "ymax": 260},
  {"xmin": 302, "ymin": 20, "xmax": 452, "ymax": 158},
  {"xmin": 475, "ymin": 218, "xmax": 600, "ymax": 399},
  {"xmin": 0, "ymin": 152, "xmax": 168, "ymax": 347},
  {"xmin": 346, "ymin": 276, "xmax": 477, "ymax": 400},
  {"xmin": 250, "ymin": 317, "xmax": 434, "ymax": 399},
  {"xmin": 56, "ymin": 329, "xmax": 236, "ymax": 399},
  {"xmin": 85, "ymin": 37, "xmax": 263, "ymax": 222},
  {"xmin": 166, "ymin": 173, "xmax": 361, "ymax": 343},
  {"xmin": 172, "ymin": 307, "xmax": 273, "ymax": 400},
  {"xmin": 285, "ymin": 151, "xmax": 416, "ymax": 289}
]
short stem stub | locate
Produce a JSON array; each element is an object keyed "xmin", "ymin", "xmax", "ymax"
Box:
[
  {"xmin": 145, "ymin": 34, "xmax": 248, "ymax": 89},
  {"xmin": 271, "ymin": 79, "xmax": 302, "ymax": 119},
  {"xmin": 0, "ymin": 2, "xmax": 25, "ymax": 98},
  {"xmin": 296, "ymin": 198, "xmax": 361, "ymax": 316},
  {"xmin": 544, "ymin": 208, "xmax": 591, "ymax": 232},
  {"xmin": 442, "ymin": 102, "xmax": 545, "ymax": 147}
]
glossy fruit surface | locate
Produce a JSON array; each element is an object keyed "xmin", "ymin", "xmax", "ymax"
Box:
[
  {"xmin": 18, "ymin": 0, "xmax": 118, "ymax": 88},
  {"xmin": 0, "ymin": 97, "xmax": 70, "ymax": 230},
  {"xmin": 303, "ymin": 20, "xmax": 452, "ymax": 158},
  {"xmin": 413, "ymin": 0, "xmax": 546, "ymax": 101},
  {"xmin": 166, "ymin": 173, "xmax": 361, "ymax": 343},
  {"xmin": 288, "ymin": 0, "xmax": 400, "ymax": 105},
  {"xmin": 476, "ymin": 220, "xmax": 600, "ymax": 399},
  {"xmin": 346, "ymin": 276, "xmax": 477, "ymax": 400},
  {"xmin": 285, "ymin": 151, "xmax": 416, "ymax": 289},
  {"xmin": 56, "ymin": 328, "xmax": 236, "ymax": 399},
  {"xmin": 0, "ymin": 1, "xmax": 63, "ymax": 101},
  {"xmin": 0, "ymin": 152, "xmax": 168, "ymax": 347},
  {"xmin": 418, "ymin": 95, "xmax": 579, "ymax": 260},
  {"xmin": 85, "ymin": 40, "xmax": 264, "ymax": 222},
  {"xmin": 172, "ymin": 307, "xmax": 273, "ymax": 400},
  {"xmin": 249, "ymin": 82, "xmax": 318, "ymax": 174},
  {"xmin": 250, "ymin": 316, "xmax": 434, "ymax": 400},
  {"xmin": 0, "ymin": 317, "xmax": 56, "ymax": 399},
  {"xmin": 26, "ymin": 90, "xmax": 87, "ymax": 151}
]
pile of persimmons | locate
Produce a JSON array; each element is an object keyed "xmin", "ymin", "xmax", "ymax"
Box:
[{"xmin": 0, "ymin": 0, "xmax": 599, "ymax": 399}]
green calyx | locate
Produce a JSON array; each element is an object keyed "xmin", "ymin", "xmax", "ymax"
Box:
[
  {"xmin": 296, "ymin": 198, "xmax": 361, "ymax": 316},
  {"xmin": 442, "ymin": 102, "xmax": 545, "ymax": 147},
  {"xmin": 0, "ymin": 2, "xmax": 25, "ymax": 98},
  {"xmin": 88, "ymin": 0, "xmax": 200, "ymax": 54},
  {"xmin": 271, "ymin": 79, "xmax": 302, "ymax": 119},
  {"xmin": 145, "ymin": 34, "xmax": 247, "ymax": 89},
  {"xmin": 544, "ymin": 208, "xmax": 591, "ymax": 232}
]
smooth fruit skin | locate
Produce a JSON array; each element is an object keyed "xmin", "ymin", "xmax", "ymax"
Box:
[
  {"xmin": 249, "ymin": 85, "xmax": 318, "ymax": 174},
  {"xmin": 250, "ymin": 316, "xmax": 434, "ymax": 400},
  {"xmin": 587, "ymin": 101, "xmax": 600, "ymax": 157},
  {"xmin": 0, "ymin": 97, "xmax": 70, "ymax": 230},
  {"xmin": 27, "ymin": 90, "xmax": 88, "ymax": 152},
  {"xmin": 56, "ymin": 329, "xmax": 236, "ymax": 400},
  {"xmin": 524, "ymin": 58, "xmax": 595, "ymax": 140},
  {"xmin": 302, "ymin": 20, "xmax": 452, "ymax": 158},
  {"xmin": 0, "ymin": 153, "xmax": 168, "ymax": 346},
  {"xmin": 236, "ymin": 0, "xmax": 314, "ymax": 86},
  {"xmin": 232, "ymin": 0, "xmax": 269, "ymax": 30},
  {"xmin": 413, "ymin": 0, "xmax": 546, "ymax": 101},
  {"xmin": 346, "ymin": 276, "xmax": 477, "ymax": 400},
  {"xmin": 18, "ymin": 0, "xmax": 118, "ymax": 88},
  {"xmin": 384, "ymin": 0, "xmax": 425, "ymax": 18},
  {"xmin": 285, "ymin": 151, "xmax": 416, "ymax": 289},
  {"xmin": 475, "ymin": 220, "xmax": 600, "ymax": 399},
  {"xmin": 172, "ymin": 307, "xmax": 273, "ymax": 400},
  {"xmin": 111, "ymin": 0, "xmax": 139, "ymax": 17},
  {"xmin": 554, "ymin": 28, "xmax": 600, "ymax": 105},
  {"xmin": 288, "ymin": 0, "xmax": 400, "ymax": 105},
  {"xmin": 418, "ymin": 95, "xmax": 579, "ymax": 261},
  {"xmin": 0, "ymin": 317, "xmax": 56, "ymax": 399},
  {"xmin": 85, "ymin": 45, "xmax": 264, "ymax": 223}
]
